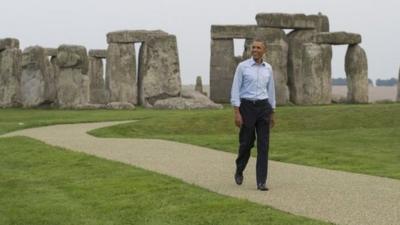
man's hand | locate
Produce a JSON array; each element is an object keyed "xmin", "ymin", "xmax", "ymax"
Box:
[
  {"xmin": 234, "ymin": 107, "xmax": 242, "ymax": 128},
  {"xmin": 270, "ymin": 112, "xmax": 275, "ymax": 129}
]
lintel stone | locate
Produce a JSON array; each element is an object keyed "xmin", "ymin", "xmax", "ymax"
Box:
[
  {"xmin": 107, "ymin": 30, "xmax": 169, "ymax": 43},
  {"xmin": 211, "ymin": 25, "xmax": 257, "ymax": 39},
  {"xmin": 314, "ymin": 32, "xmax": 361, "ymax": 45},
  {"xmin": 256, "ymin": 13, "xmax": 317, "ymax": 29},
  {"xmin": 89, "ymin": 49, "xmax": 107, "ymax": 58},
  {"xmin": 45, "ymin": 48, "xmax": 57, "ymax": 57},
  {"xmin": 0, "ymin": 38, "xmax": 20, "ymax": 51}
]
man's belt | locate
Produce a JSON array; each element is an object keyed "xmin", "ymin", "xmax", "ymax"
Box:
[{"xmin": 241, "ymin": 98, "xmax": 268, "ymax": 106}]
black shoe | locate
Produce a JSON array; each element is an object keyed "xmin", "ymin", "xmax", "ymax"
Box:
[
  {"xmin": 234, "ymin": 173, "xmax": 243, "ymax": 185},
  {"xmin": 257, "ymin": 183, "xmax": 269, "ymax": 191}
]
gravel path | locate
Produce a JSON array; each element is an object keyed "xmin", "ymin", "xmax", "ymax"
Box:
[{"xmin": 2, "ymin": 121, "xmax": 400, "ymax": 225}]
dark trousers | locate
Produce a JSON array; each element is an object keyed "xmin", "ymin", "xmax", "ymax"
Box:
[{"xmin": 236, "ymin": 99, "xmax": 273, "ymax": 185}]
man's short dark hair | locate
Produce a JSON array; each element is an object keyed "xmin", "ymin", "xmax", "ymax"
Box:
[{"xmin": 252, "ymin": 37, "xmax": 266, "ymax": 47}]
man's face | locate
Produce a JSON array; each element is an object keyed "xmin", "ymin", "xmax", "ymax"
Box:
[{"xmin": 251, "ymin": 41, "xmax": 266, "ymax": 61}]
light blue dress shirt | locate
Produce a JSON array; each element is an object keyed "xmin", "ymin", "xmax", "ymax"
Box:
[{"xmin": 230, "ymin": 58, "xmax": 276, "ymax": 109}]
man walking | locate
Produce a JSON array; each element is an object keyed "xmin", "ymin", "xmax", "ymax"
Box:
[{"xmin": 230, "ymin": 39, "xmax": 276, "ymax": 191}]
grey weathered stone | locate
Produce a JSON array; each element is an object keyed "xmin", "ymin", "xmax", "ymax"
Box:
[
  {"xmin": 45, "ymin": 48, "xmax": 57, "ymax": 57},
  {"xmin": 195, "ymin": 76, "xmax": 205, "ymax": 95},
  {"xmin": 211, "ymin": 25, "xmax": 257, "ymax": 39},
  {"xmin": 0, "ymin": 47, "xmax": 22, "ymax": 107},
  {"xmin": 107, "ymin": 30, "xmax": 169, "ymax": 43},
  {"xmin": 74, "ymin": 103, "xmax": 108, "ymax": 109},
  {"xmin": 55, "ymin": 45, "xmax": 90, "ymax": 108},
  {"xmin": 256, "ymin": 13, "xmax": 317, "ymax": 29},
  {"xmin": 88, "ymin": 56, "xmax": 106, "ymax": 104},
  {"xmin": 241, "ymin": 28, "xmax": 289, "ymax": 105},
  {"xmin": 106, "ymin": 43, "xmax": 136, "ymax": 104},
  {"xmin": 301, "ymin": 43, "xmax": 332, "ymax": 105},
  {"xmin": 56, "ymin": 45, "xmax": 88, "ymax": 74},
  {"xmin": 345, "ymin": 44, "xmax": 368, "ymax": 103},
  {"xmin": 20, "ymin": 46, "xmax": 56, "ymax": 107},
  {"xmin": 50, "ymin": 56, "xmax": 59, "ymax": 82},
  {"xmin": 265, "ymin": 43, "xmax": 289, "ymax": 105},
  {"xmin": 106, "ymin": 101, "xmax": 135, "ymax": 109},
  {"xmin": 308, "ymin": 13, "xmax": 330, "ymax": 32},
  {"xmin": 314, "ymin": 32, "xmax": 362, "ymax": 45},
  {"xmin": 153, "ymin": 90, "xmax": 223, "ymax": 109},
  {"xmin": 0, "ymin": 38, "xmax": 19, "ymax": 51},
  {"xmin": 81, "ymin": 75, "xmax": 90, "ymax": 105},
  {"xmin": 89, "ymin": 49, "xmax": 107, "ymax": 58},
  {"xmin": 138, "ymin": 35, "xmax": 181, "ymax": 106},
  {"xmin": 210, "ymin": 39, "xmax": 236, "ymax": 103},
  {"xmin": 287, "ymin": 29, "xmax": 318, "ymax": 104}
]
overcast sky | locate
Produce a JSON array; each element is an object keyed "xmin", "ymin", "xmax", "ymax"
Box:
[{"xmin": 1, "ymin": 0, "xmax": 399, "ymax": 84}]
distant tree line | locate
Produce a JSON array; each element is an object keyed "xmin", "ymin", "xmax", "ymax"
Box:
[
  {"xmin": 332, "ymin": 78, "xmax": 399, "ymax": 86},
  {"xmin": 375, "ymin": 78, "xmax": 398, "ymax": 86},
  {"xmin": 332, "ymin": 78, "xmax": 374, "ymax": 86}
]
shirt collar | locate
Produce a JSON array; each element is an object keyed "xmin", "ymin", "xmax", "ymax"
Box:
[{"xmin": 250, "ymin": 57, "xmax": 266, "ymax": 67}]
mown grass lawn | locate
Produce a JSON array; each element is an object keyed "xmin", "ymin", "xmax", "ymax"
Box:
[
  {"xmin": 1, "ymin": 104, "xmax": 398, "ymax": 224},
  {"xmin": 0, "ymin": 137, "xmax": 331, "ymax": 225},
  {"xmin": 89, "ymin": 103, "xmax": 400, "ymax": 179}
]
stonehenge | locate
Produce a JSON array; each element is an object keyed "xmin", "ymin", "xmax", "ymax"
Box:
[
  {"xmin": 0, "ymin": 30, "xmax": 221, "ymax": 109},
  {"xmin": 0, "ymin": 13, "xmax": 377, "ymax": 108},
  {"xmin": 210, "ymin": 12, "xmax": 369, "ymax": 105}
]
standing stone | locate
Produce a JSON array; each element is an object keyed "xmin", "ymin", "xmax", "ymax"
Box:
[
  {"xmin": 0, "ymin": 38, "xmax": 21, "ymax": 107},
  {"xmin": 195, "ymin": 76, "xmax": 204, "ymax": 94},
  {"xmin": 20, "ymin": 46, "xmax": 55, "ymax": 107},
  {"xmin": 345, "ymin": 44, "xmax": 368, "ymax": 103},
  {"xmin": 44, "ymin": 49, "xmax": 57, "ymax": 103},
  {"xmin": 81, "ymin": 75, "xmax": 90, "ymax": 105},
  {"xmin": 287, "ymin": 29, "xmax": 318, "ymax": 104},
  {"xmin": 50, "ymin": 56, "xmax": 59, "ymax": 85},
  {"xmin": 106, "ymin": 43, "xmax": 136, "ymax": 104},
  {"xmin": 242, "ymin": 28, "xmax": 289, "ymax": 105},
  {"xmin": 138, "ymin": 35, "xmax": 181, "ymax": 106},
  {"xmin": 301, "ymin": 43, "xmax": 332, "ymax": 105},
  {"xmin": 88, "ymin": 56, "xmax": 106, "ymax": 104},
  {"xmin": 210, "ymin": 39, "xmax": 236, "ymax": 103},
  {"xmin": 55, "ymin": 45, "xmax": 89, "ymax": 108},
  {"xmin": 265, "ymin": 43, "xmax": 289, "ymax": 105}
]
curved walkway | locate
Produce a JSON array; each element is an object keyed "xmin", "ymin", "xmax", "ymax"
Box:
[{"xmin": 2, "ymin": 121, "xmax": 400, "ymax": 225}]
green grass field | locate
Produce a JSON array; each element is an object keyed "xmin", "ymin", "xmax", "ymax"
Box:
[
  {"xmin": 0, "ymin": 104, "xmax": 399, "ymax": 224},
  {"xmin": 0, "ymin": 136, "xmax": 331, "ymax": 225}
]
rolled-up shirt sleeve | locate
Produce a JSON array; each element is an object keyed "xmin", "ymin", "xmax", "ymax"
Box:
[
  {"xmin": 230, "ymin": 64, "xmax": 242, "ymax": 107},
  {"xmin": 268, "ymin": 68, "xmax": 276, "ymax": 109}
]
